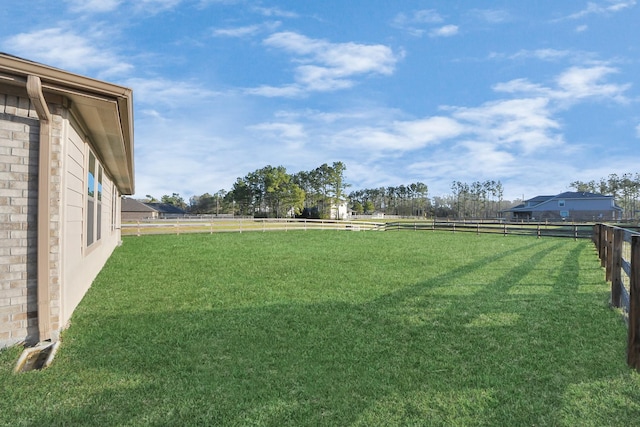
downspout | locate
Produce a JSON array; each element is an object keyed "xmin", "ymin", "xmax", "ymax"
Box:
[{"xmin": 26, "ymin": 75, "xmax": 52, "ymax": 343}]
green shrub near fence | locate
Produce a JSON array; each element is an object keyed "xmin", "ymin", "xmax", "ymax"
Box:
[{"xmin": 1, "ymin": 231, "xmax": 639, "ymax": 426}]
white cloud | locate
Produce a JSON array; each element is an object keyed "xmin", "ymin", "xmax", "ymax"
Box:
[
  {"xmin": 125, "ymin": 77, "xmax": 220, "ymax": 105},
  {"xmin": 244, "ymin": 84, "xmax": 304, "ymax": 98},
  {"xmin": 555, "ymin": 65, "xmax": 630, "ymax": 102},
  {"xmin": 65, "ymin": 0, "xmax": 123, "ymax": 13},
  {"xmin": 450, "ymin": 98, "xmax": 562, "ymax": 153},
  {"xmin": 3, "ymin": 28, "xmax": 133, "ymax": 78},
  {"xmin": 252, "ymin": 6, "xmax": 298, "ymax": 18},
  {"xmin": 493, "ymin": 79, "xmax": 554, "ymax": 96},
  {"xmin": 412, "ymin": 9, "xmax": 444, "ymax": 23},
  {"xmin": 212, "ymin": 21, "xmax": 281, "ymax": 38},
  {"xmin": 393, "ymin": 9, "xmax": 443, "ymax": 26},
  {"xmin": 248, "ymin": 122, "xmax": 307, "ymax": 140},
  {"xmin": 335, "ymin": 116, "xmax": 465, "ymax": 151},
  {"xmin": 494, "ymin": 65, "xmax": 630, "ymax": 104},
  {"xmin": 472, "ymin": 9, "xmax": 511, "ymax": 23},
  {"xmin": 510, "ymin": 48, "xmax": 575, "ymax": 61},
  {"xmin": 135, "ymin": 0, "xmax": 184, "ymax": 12},
  {"xmin": 430, "ymin": 25, "xmax": 459, "ymax": 38},
  {"xmin": 213, "ymin": 25, "xmax": 262, "ymax": 38},
  {"xmin": 576, "ymin": 24, "xmax": 589, "ymax": 32},
  {"xmin": 564, "ymin": 0, "xmax": 636, "ymax": 20},
  {"xmin": 458, "ymin": 142, "xmax": 517, "ymax": 173},
  {"xmin": 636, "ymin": 123, "xmax": 640, "ymax": 138},
  {"xmin": 392, "ymin": 10, "xmax": 445, "ymax": 37},
  {"xmin": 249, "ymin": 31, "xmax": 400, "ymax": 96}
]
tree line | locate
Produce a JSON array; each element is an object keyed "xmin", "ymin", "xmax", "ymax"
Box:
[
  {"xmin": 148, "ymin": 166, "xmax": 640, "ymax": 220},
  {"xmin": 186, "ymin": 162, "xmax": 349, "ymax": 219},
  {"xmin": 348, "ymin": 183, "xmax": 429, "ymax": 216}
]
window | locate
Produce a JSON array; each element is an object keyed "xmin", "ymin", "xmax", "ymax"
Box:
[
  {"xmin": 97, "ymin": 165, "xmax": 103, "ymax": 241},
  {"xmin": 86, "ymin": 150, "xmax": 103, "ymax": 246},
  {"xmin": 111, "ymin": 186, "xmax": 119, "ymax": 232},
  {"xmin": 560, "ymin": 210, "xmax": 569, "ymax": 218},
  {"xmin": 558, "ymin": 200, "xmax": 565, "ymax": 207},
  {"xmin": 87, "ymin": 152, "xmax": 95, "ymax": 246}
]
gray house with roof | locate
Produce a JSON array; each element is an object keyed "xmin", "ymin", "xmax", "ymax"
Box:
[
  {"xmin": 121, "ymin": 197, "xmax": 187, "ymax": 221},
  {"xmin": 504, "ymin": 191, "xmax": 622, "ymax": 221}
]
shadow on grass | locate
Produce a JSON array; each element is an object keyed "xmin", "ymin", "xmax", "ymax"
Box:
[{"xmin": 3, "ymin": 238, "xmax": 638, "ymax": 426}]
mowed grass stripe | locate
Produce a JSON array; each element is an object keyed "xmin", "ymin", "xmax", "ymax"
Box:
[{"xmin": 1, "ymin": 231, "xmax": 639, "ymax": 426}]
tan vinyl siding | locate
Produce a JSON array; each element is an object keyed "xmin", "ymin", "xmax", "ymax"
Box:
[{"xmin": 60, "ymin": 120, "xmax": 121, "ymax": 328}]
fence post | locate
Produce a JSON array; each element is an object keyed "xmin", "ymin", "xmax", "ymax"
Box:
[
  {"xmin": 137, "ymin": 220, "xmax": 141, "ymax": 237},
  {"xmin": 627, "ymin": 235, "xmax": 640, "ymax": 369},
  {"xmin": 599, "ymin": 225, "xmax": 608, "ymax": 268},
  {"xmin": 606, "ymin": 227, "xmax": 614, "ymax": 282},
  {"xmin": 503, "ymin": 223, "xmax": 507, "ymax": 236},
  {"xmin": 611, "ymin": 228, "xmax": 623, "ymax": 308},
  {"xmin": 537, "ymin": 224, "xmax": 541, "ymax": 239}
]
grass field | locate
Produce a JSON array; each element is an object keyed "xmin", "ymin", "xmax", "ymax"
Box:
[{"xmin": 1, "ymin": 231, "xmax": 639, "ymax": 426}]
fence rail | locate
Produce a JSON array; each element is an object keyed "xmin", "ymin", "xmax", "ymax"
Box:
[
  {"xmin": 121, "ymin": 218, "xmax": 385, "ymax": 236},
  {"xmin": 123, "ymin": 218, "xmax": 597, "ymax": 239},
  {"xmin": 386, "ymin": 220, "xmax": 593, "ymax": 239},
  {"xmin": 593, "ymin": 223, "xmax": 640, "ymax": 369}
]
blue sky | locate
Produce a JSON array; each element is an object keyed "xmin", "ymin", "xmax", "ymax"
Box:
[{"xmin": 2, "ymin": 1, "xmax": 639, "ymax": 201}]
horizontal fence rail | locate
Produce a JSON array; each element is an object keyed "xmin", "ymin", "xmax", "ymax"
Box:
[
  {"xmin": 593, "ymin": 223, "xmax": 640, "ymax": 369},
  {"xmin": 123, "ymin": 218, "xmax": 596, "ymax": 239},
  {"xmin": 385, "ymin": 220, "xmax": 593, "ymax": 239},
  {"xmin": 121, "ymin": 218, "xmax": 385, "ymax": 236}
]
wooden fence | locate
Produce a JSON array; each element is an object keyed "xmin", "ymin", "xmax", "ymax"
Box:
[
  {"xmin": 123, "ymin": 218, "xmax": 595, "ymax": 239},
  {"xmin": 593, "ymin": 223, "xmax": 640, "ymax": 369},
  {"xmin": 386, "ymin": 220, "xmax": 593, "ymax": 239},
  {"xmin": 121, "ymin": 218, "xmax": 385, "ymax": 236}
]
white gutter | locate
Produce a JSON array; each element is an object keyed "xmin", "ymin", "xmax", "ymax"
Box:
[{"xmin": 26, "ymin": 75, "xmax": 52, "ymax": 343}]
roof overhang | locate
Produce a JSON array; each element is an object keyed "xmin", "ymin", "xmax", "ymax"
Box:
[{"xmin": 0, "ymin": 53, "xmax": 134, "ymax": 194}]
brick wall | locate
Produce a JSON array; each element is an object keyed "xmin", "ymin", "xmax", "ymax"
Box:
[{"xmin": 0, "ymin": 93, "xmax": 40, "ymax": 347}]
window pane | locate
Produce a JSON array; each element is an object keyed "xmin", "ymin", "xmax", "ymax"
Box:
[
  {"xmin": 88, "ymin": 153, "xmax": 95, "ymax": 198},
  {"xmin": 87, "ymin": 198, "xmax": 95, "ymax": 246},
  {"xmin": 87, "ymin": 152, "xmax": 96, "ymax": 246},
  {"xmin": 97, "ymin": 166, "xmax": 103, "ymax": 241},
  {"xmin": 97, "ymin": 166, "xmax": 103, "ymax": 201}
]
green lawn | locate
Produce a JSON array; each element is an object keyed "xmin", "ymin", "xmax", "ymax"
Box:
[{"xmin": 1, "ymin": 231, "xmax": 639, "ymax": 426}]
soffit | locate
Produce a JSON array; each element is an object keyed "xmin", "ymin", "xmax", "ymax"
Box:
[{"xmin": 0, "ymin": 53, "xmax": 134, "ymax": 194}]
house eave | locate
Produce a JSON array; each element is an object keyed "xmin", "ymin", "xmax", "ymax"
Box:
[{"xmin": 0, "ymin": 53, "xmax": 134, "ymax": 195}]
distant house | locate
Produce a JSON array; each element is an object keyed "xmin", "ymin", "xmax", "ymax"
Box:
[
  {"xmin": 330, "ymin": 200, "xmax": 350, "ymax": 220},
  {"xmin": 145, "ymin": 202, "xmax": 187, "ymax": 219},
  {"xmin": 121, "ymin": 198, "xmax": 187, "ymax": 221},
  {"xmin": 504, "ymin": 191, "xmax": 622, "ymax": 221},
  {"xmin": 0, "ymin": 53, "xmax": 134, "ymax": 348},
  {"xmin": 121, "ymin": 198, "xmax": 158, "ymax": 221}
]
